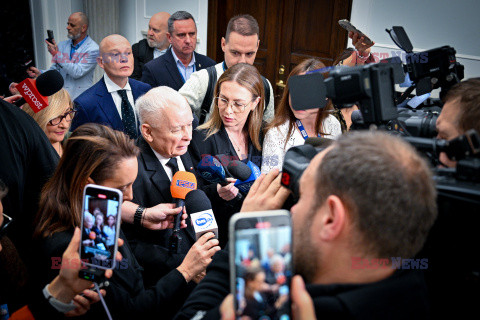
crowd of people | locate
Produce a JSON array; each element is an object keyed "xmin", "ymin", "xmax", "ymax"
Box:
[{"xmin": 0, "ymin": 7, "xmax": 479, "ymax": 320}]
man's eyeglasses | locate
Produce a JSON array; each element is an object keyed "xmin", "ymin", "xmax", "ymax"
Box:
[
  {"xmin": 214, "ymin": 97, "xmax": 255, "ymax": 113},
  {"xmin": 0, "ymin": 213, "xmax": 12, "ymax": 240},
  {"xmin": 48, "ymin": 108, "xmax": 77, "ymax": 126}
]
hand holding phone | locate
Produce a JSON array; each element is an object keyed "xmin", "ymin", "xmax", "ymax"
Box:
[
  {"xmin": 79, "ymin": 184, "xmax": 122, "ymax": 271},
  {"xmin": 46, "ymin": 29, "xmax": 55, "ymax": 44},
  {"xmin": 229, "ymin": 210, "xmax": 292, "ymax": 319},
  {"xmin": 338, "ymin": 19, "xmax": 374, "ymax": 46}
]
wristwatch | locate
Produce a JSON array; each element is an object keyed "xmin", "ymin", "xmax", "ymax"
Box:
[{"xmin": 134, "ymin": 205, "xmax": 145, "ymax": 227}]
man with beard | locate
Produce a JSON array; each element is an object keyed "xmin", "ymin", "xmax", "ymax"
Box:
[
  {"xmin": 27, "ymin": 12, "xmax": 99, "ymax": 99},
  {"xmin": 174, "ymin": 131, "xmax": 438, "ymax": 320},
  {"xmin": 131, "ymin": 12, "xmax": 171, "ymax": 80}
]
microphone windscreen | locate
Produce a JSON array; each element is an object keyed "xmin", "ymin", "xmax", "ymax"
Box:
[
  {"xmin": 36, "ymin": 70, "xmax": 64, "ymax": 96},
  {"xmin": 304, "ymin": 137, "xmax": 334, "ymax": 148},
  {"xmin": 171, "ymin": 171, "xmax": 197, "ymax": 199},
  {"xmin": 227, "ymin": 160, "xmax": 252, "ymax": 181},
  {"xmin": 197, "ymin": 155, "xmax": 227, "ymax": 184},
  {"xmin": 351, "ymin": 110, "xmax": 364, "ymax": 124},
  {"xmin": 185, "ymin": 189, "xmax": 212, "ymax": 213}
]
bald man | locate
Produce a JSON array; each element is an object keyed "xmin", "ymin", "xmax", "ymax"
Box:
[
  {"xmin": 27, "ymin": 12, "xmax": 99, "ymax": 99},
  {"xmin": 71, "ymin": 34, "xmax": 151, "ymax": 139},
  {"xmin": 132, "ymin": 12, "xmax": 171, "ymax": 80}
]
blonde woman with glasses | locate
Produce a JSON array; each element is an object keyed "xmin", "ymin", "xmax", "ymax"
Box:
[{"xmin": 22, "ymin": 88, "xmax": 76, "ymax": 156}]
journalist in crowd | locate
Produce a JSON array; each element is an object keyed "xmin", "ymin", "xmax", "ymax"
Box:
[
  {"xmin": 33, "ymin": 123, "xmax": 220, "ymax": 319},
  {"xmin": 189, "ymin": 63, "xmax": 266, "ymax": 247},
  {"xmin": 176, "ymin": 130, "xmax": 438, "ymax": 319}
]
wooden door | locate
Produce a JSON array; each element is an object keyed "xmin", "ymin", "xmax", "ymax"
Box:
[{"xmin": 207, "ymin": 0, "xmax": 352, "ymax": 103}]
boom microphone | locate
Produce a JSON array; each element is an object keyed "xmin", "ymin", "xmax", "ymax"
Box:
[
  {"xmin": 169, "ymin": 171, "xmax": 197, "ymax": 254},
  {"xmin": 185, "ymin": 190, "xmax": 218, "ymax": 240},
  {"xmin": 14, "ymin": 70, "xmax": 64, "ymax": 110}
]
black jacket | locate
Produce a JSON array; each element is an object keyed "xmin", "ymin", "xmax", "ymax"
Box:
[
  {"xmin": 131, "ymin": 39, "xmax": 154, "ymax": 80},
  {"xmin": 122, "ymin": 136, "xmax": 199, "ymax": 285},
  {"xmin": 174, "ymin": 248, "xmax": 431, "ymax": 320},
  {"xmin": 141, "ymin": 47, "xmax": 216, "ymax": 91},
  {"xmin": 189, "ymin": 125, "xmax": 264, "ymax": 248}
]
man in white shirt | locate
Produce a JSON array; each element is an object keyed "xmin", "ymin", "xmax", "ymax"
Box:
[
  {"xmin": 132, "ymin": 12, "xmax": 171, "ymax": 80},
  {"xmin": 71, "ymin": 34, "xmax": 151, "ymax": 138}
]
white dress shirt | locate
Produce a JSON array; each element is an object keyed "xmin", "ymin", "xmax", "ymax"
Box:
[
  {"xmin": 151, "ymin": 146, "xmax": 186, "ymax": 181},
  {"xmin": 103, "ymin": 74, "xmax": 137, "ymax": 123}
]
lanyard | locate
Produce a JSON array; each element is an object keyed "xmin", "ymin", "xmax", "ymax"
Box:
[
  {"xmin": 177, "ymin": 63, "xmax": 196, "ymax": 83},
  {"xmin": 296, "ymin": 119, "xmax": 321, "ymax": 139}
]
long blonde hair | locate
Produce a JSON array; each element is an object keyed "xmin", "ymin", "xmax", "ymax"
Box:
[
  {"xmin": 198, "ymin": 63, "xmax": 265, "ymax": 150},
  {"xmin": 22, "ymin": 88, "xmax": 73, "ymax": 131}
]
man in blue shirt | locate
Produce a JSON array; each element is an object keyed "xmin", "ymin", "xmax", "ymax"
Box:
[
  {"xmin": 28, "ymin": 12, "xmax": 99, "ymax": 99},
  {"xmin": 141, "ymin": 11, "xmax": 215, "ymax": 91}
]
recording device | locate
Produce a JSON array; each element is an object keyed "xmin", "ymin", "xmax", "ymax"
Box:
[
  {"xmin": 229, "ymin": 210, "xmax": 292, "ymax": 320},
  {"xmin": 197, "ymin": 155, "xmax": 230, "ymax": 186},
  {"xmin": 186, "ymin": 189, "xmax": 218, "ymax": 240},
  {"xmin": 79, "ymin": 184, "xmax": 122, "ymax": 271},
  {"xmin": 14, "ymin": 69, "xmax": 64, "ymax": 110},
  {"xmin": 169, "ymin": 171, "xmax": 197, "ymax": 254},
  {"xmin": 46, "ymin": 29, "xmax": 55, "ymax": 44},
  {"xmin": 338, "ymin": 19, "xmax": 374, "ymax": 46},
  {"xmin": 232, "ymin": 161, "xmax": 261, "ymax": 194}
]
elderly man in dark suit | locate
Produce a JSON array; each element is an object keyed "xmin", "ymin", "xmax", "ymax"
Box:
[
  {"xmin": 141, "ymin": 11, "xmax": 216, "ymax": 91},
  {"xmin": 131, "ymin": 12, "xmax": 171, "ymax": 80},
  {"xmin": 121, "ymin": 86, "xmax": 203, "ymax": 284},
  {"xmin": 71, "ymin": 34, "xmax": 151, "ymax": 139}
]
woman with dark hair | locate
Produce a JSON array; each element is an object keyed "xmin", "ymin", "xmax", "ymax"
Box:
[
  {"xmin": 34, "ymin": 123, "xmax": 220, "ymax": 319},
  {"xmin": 261, "ymin": 58, "xmax": 341, "ymax": 174},
  {"xmin": 190, "ymin": 63, "xmax": 265, "ymax": 247}
]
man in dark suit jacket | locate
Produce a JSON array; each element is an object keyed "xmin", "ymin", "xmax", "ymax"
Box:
[
  {"xmin": 71, "ymin": 34, "xmax": 151, "ymax": 139},
  {"xmin": 121, "ymin": 85, "xmax": 211, "ymax": 285},
  {"xmin": 131, "ymin": 12, "xmax": 170, "ymax": 80},
  {"xmin": 141, "ymin": 11, "xmax": 215, "ymax": 91}
]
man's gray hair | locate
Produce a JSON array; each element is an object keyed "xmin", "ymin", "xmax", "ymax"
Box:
[
  {"xmin": 167, "ymin": 11, "xmax": 196, "ymax": 34},
  {"xmin": 135, "ymin": 86, "xmax": 188, "ymax": 127}
]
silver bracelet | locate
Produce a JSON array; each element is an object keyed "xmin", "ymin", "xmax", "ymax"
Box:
[{"xmin": 42, "ymin": 284, "xmax": 76, "ymax": 313}]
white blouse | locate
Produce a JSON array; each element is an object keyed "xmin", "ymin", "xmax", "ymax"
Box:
[{"xmin": 261, "ymin": 115, "xmax": 342, "ymax": 174}]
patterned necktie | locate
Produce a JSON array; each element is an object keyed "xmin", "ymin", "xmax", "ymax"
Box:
[
  {"xmin": 117, "ymin": 89, "xmax": 137, "ymax": 139},
  {"xmin": 166, "ymin": 157, "xmax": 179, "ymax": 177}
]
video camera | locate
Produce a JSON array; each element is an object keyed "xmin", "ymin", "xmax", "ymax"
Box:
[{"xmin": 289, "ymin": 26, "xmax": 464, "ymax": 138}]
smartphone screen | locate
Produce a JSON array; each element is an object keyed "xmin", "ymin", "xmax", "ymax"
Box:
[
  {"xmin": 230, "ymin": 211, "xmax": 292, "ymax": 320},
  {"xmin": 79, "ymin": 184, "xmax": 122, "ymax": 270}
]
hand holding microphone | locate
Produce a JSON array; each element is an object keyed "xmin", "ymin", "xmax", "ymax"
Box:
[{"xmin": 169, "ymin": 171, "xmax": 197, "ymax": 254}]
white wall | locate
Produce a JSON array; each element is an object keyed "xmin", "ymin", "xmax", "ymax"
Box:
[
  {"xmin": 349, "ymin": 0, "xmax": 480, "ymax": 82},
  {"xmin": 30, "ymin": 0, "xmax": 209, "ymax": 70}
]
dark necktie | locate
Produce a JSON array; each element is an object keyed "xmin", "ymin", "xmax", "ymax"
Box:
[
  {"xmin": 166, "ymin": 157, "xmax": 179, "ymax": 177},
  {"xmin": 117, "ymin": 89, "xmax": 137, "ymax": 139}
]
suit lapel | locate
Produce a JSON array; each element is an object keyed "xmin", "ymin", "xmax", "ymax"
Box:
[
  {"xmin": 138, "ymin": 138, "xmax": 172, "ymax": 203},
  {"xmin": 96, "ymin": 79, "xmax": 123, "ymax": 130},
  {"xmin": 165, "ymin": 48, "xmax": 185, "ymax": 89},
  {"xmin": 180, "ymin": 153, "xmax": 198, "ymax": 242}
]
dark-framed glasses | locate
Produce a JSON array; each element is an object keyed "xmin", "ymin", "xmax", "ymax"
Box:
[
  {"xmin": 0, "ymin": 213, "xmax": 12, "ymax": 240},
  {"xmin": 48, "ymin": 108, "xmax": 78, "ymax": 126},
  {"xmin": 214, "ymin": 97, "xmax": 254, "ymax": 113}
]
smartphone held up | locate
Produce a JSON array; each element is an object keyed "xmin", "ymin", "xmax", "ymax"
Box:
[
  {"xmin": 79, "ymin": 184, "xmax": 122, "ymax": 270},
  {"xmin": 229, "ymin": 210, "xmax": 293, "ymax": 320}
]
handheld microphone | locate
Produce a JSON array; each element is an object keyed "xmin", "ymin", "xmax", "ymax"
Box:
[
  {"xmin": 304, "ymin": 137, "xmax": 334, "ymax": 148},
  {"xmin": 14, "ymin": 70, "xmax": 64, "ymax": 110},
  {"xmin": 232, "ymin": 160, "xmax": 261, "ymax": 194},
  {"xmin": 197, "ymin": 154, "xmax": 229, "ymax": 186},
  {"xmin": 227, "ymin": 160, "xmax": 252, "ymax": 181},
  {"xmin": 185, "ymin": 190, "xmax": 218, "ymax": 240},
  {"xmin": 169, "ymin": 171, "xmax": 197, "ymax": 254}
]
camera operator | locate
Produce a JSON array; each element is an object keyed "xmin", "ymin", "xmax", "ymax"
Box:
[
  {"xmin": 435, "ymin": 78, "xmax": 480, "ymax": 167},
  {"xmin": 175, "ymin": 130, "xmax": 438, "ymax": 319}
]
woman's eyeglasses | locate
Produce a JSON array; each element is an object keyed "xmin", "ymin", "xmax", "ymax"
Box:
[
  {"xmin": 214, "ymin": 97, "xmax": 254, "ymax": 113},
  {"xmin": 48, "ymin": 108, "xmax": 77, "ymax": 126},
  {"xmin": 0, "ymin": 213, "xmax": 12, "ymax": 240}
]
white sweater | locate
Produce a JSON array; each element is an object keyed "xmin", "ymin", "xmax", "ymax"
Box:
[{"xmin": 261, "ymin": 117, "xmax": 342, "ymax": 174}]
